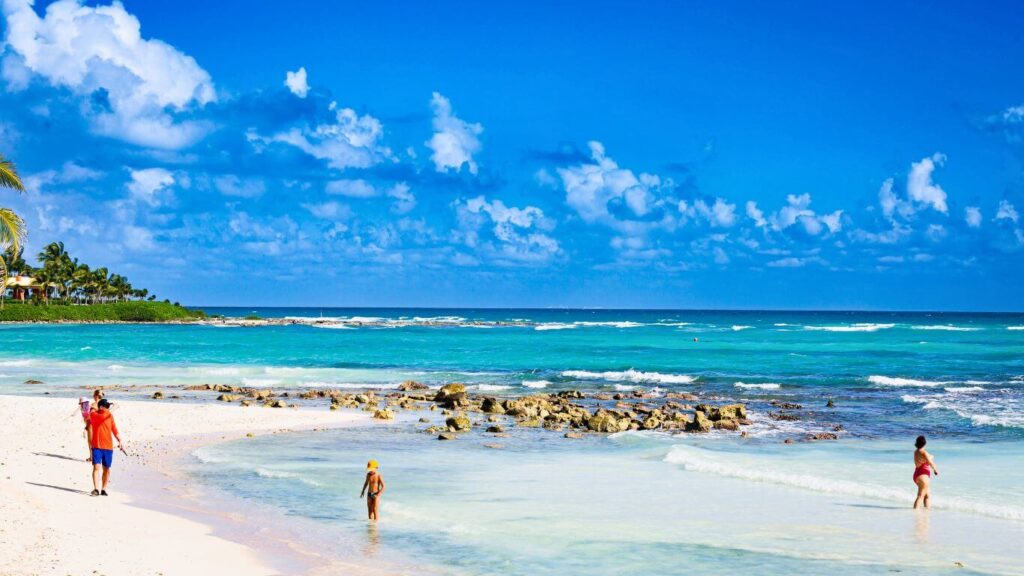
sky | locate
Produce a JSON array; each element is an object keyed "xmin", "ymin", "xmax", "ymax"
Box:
[{"xmin": 1, "ymin": 0, "xmax": 1023, "ymax": 310}]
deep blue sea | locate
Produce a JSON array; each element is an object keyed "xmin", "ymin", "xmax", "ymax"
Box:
[{"xmin": 3, "ymin": 308, "xmax": 1023, "ymax": 574}]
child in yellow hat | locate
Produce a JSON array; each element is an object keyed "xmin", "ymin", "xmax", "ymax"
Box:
[{"xmin": 360, "ymin": 460, "xmax": 385, "ymax": 520}]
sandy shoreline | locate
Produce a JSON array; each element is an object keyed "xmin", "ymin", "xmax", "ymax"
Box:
[{"xmin": 0, "ymin": 395, "xmax": 368, "ymax": 576}]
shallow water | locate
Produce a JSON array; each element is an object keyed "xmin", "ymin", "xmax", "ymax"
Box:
[{"xmin": 3, "ymin": 308, "xmax": 1024, "ymax": 573}]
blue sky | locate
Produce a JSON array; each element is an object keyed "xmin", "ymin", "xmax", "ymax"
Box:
[{"xmin": 1, "ymin": 0, "xmax": 1023, "ymax": 310}]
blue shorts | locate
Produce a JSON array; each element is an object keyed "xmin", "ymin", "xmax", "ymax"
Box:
[{"xmin": 91, "ymin": 448, "xmax": 114, "ymax": 468}]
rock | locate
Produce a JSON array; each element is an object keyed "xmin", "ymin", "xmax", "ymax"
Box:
[
  {"xmin": 265, "ymin": 399, "xmax": 286, "ymax": 408},
  {"xmin": 564, "ymin": 431, "xmax": 584, "ymax": 439},
  {"xmin": 438, "ymin": 432, "xmax": 457, "ymax": 441},
  {"xmin": 373, "ymin": 409, "xmax": 395, "ymax": 420},
  {"xmin": 355, "ymin": 394, "xmax": 371, "ymax": 404},
  {"xmin": 329, "ymin": 404, "xmax": 339, "ymax": 410},
  {"xmin": 245, "ymin": 432, "xmax": 254, "ymax": 438},
  {"xmin": 486, "ymin": 425, "xmax": 505, "ymax": 433},
  {"xmin": 713, "ymin": 418, "xmax": 740, "ymax": 431},
  {"xmin": 240, "ymin": 400, "xmax": 252, "ymax": 407},
  {"xmin": 686, "ymin": 410, "xmax": 712, "ymax": 433},
  {"xmin": 518, "ymin": 419, "xmax": 541, "ymax": 428},
  {"xmin": 586, "ymin": 413, "xmax": 621, "ymax": 433},
  {"xmin": 418, "ymin": 417, "xmax": 431, "ymax": 423},
  {"xmin": 481, "ymin": 397, "xmax": 506, "ymax": 414},
  {"xmin": 23, "ymin": 379, "xmax": 43, "ymax": 385},
  {"xmin": 397, "ymin": 380, "xmax": 428, "ymax": 391},
  {"xmin": 558, "ymin": 390, "xmax": 585, "ymax": 399},
  {"xmin": 712, "ymin": 403, "xmax": 747, "ymax": 421},
  {"xmin": 217, "ymin": 394, "xmax": 241, "ymax": 402},
  {"xmin": 185, "ymin": 384, "xmax": 212, "ymax": 391},
  {"xmin": 770, "ymin": 400, "xmax": 802, "ymax": 410},
  {"xmin": 807, "ymin": 432, "xmax": 838, "ymax": 441},
  {"xmin": 642, "ymin": 416, "xmax": 662, "ymax": 430},
  {"xmin": 769, "ymin": 412, "xmax": 800, "ymax": 421},
  {"xmin": 152, "ymin": 391, "xmax": 164, "ymax": 400},
  {"xmin": 425, "ymin": 426, "xmax": 442, "ymax": 434},
  {"xmin": 483, "ymin": 443, "xmax": 504, "ymax": 450},
  {"xmin": 435, "ymin": 383, "xmax": 467, "ymax": 401},
  {"xmin": 446, "ymin": 415, "xmax": 472, "ymax": 432},
  {"xmin": 486, "ymin": 414, "xmax": 500, "ymax": 422},
  {"xmin": 784, "ymin": 438, "xmax": 795, "ymax": 444}
]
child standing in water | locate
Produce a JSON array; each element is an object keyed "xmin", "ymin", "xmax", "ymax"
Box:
[
  {"xmin": 360, "ymin": 460, "xmax": 385, "ymax": 520},
  {"xmin": 913, "ymin": 435, "xmax": 938, "ymax": 509}
]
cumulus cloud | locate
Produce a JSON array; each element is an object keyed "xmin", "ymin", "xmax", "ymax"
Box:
[
  {"xmin": 680, "ymin": 198, "xmax": 736, "ymax": 227},
  {"xmin": 454, "ymin": 196, "xmax": 558, "ymax": 262},
  {"xmin": 325, "ymin": 179, "xmax": 414, "ymax": 213},
  {"xmin": 426, "ymin": 92, "xmax": 483, "ymax": 174},
  {"xmin": 907, "ymin": 153, "xmax": 948, "ymax": 213},
  {"xmin": 250, "ymin": 103, "xmax": 392, "ymax": 170},
  {"xmin": 748, "ymin": 193, "xmax": 842, "ymax": 236},
  {"xmin": 284, "ymin": 67, "xmax": 309, "ymax": 98},
  {"xmin": 965, "ymin": 206, "xmax": 982, "ymax": 228},
  {"xmin": 214, "ymin": 175, "xmax": 265, "ymax": 198},
  {"xmin": 126, "ymin": 168, "xmax": 174, "ymax": 207},
  {"xmin": 995, "ymin": 199, "xmax": 1019, "ymax": 223},
  {"xmin": 1, "ymin": 0, "xmax": 216, "ymax": 149}
]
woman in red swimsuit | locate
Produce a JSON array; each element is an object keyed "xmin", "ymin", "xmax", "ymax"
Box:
[{"xmin": 913, "ymin": 435, "xmax": 938, "ymax": 509}]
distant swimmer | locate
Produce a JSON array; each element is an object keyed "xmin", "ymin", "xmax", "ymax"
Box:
[
  {"xmin": 360, "ymin": 460, "xmax": 386, "ymax": 520},
  {"xmin": 693, "ymin": 337, "xmax": 699, "ymax": 342},
  {"xmin": 912, "ymin": 435, "xmax": 938, "ymax": 509}
]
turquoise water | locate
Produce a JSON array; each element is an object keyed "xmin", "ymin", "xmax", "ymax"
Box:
[{"xmin": 3, "ymin": 309, "xmax": 1024, "ymax": 573}]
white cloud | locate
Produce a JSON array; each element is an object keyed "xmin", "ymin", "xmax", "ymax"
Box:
[
  {"xmin": 426, "ymin": 92, "xmax": 482, "ymax": 174},
  {"xmin": 766, "ymin": 256, "xmax": 824, "ymax": 268},
  {"xmin": 326, "ymin": 179, "xmax": 377, "ymax": 198},
  {"xmin": 455, "ymin": 196, "xmax": 558, "ymax": 262},
  {"xmin": 284, "ymin": 66, "xmax": 309, "ymax": 98},
  {"xmin": 302, "ymin": 201, "xmax": 351, "ymax": 220},
  {"xmin": 1, "ymin": 0, "xmax": 215, "ymax": 149},
  {"xmin": 995, "ymin": 199, "xmax": 1019, "ymax": 223},
  {"xmin": 252, "ymin": 103, "xmax": 391, "ymax": 170},
  {"xmin": 126, "ymin": 168, "xmax": 174, "ymax": 206},
  {"xmin": 386, "ymin": 182, "xmax": 415, "ymax": 214},
  {"xmin": 746, "ymin": 201, "xmax": 767, "ymax": 227},
  {"xmin": 965, "ymin": 206, "xmax": 982, "ymax": 228},
  {"xmin": 691, "ymin": 198, "xmax": 736, "ymax": 228},
  {"xmin": 214, "ymin": 175, "xmax": 265, "ymax": 198},
  {"xmin": 906, "ymin": 153, "xmax": 948, "ymax": 214}
]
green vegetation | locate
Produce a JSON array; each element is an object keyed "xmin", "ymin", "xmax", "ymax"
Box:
[
  {"xmin": 0, "ymin": 152, "xmax": 27, "ymax": 301},
  {"xmin": 0, "ymin": 300, "xmax": 205, "ymax": 322}
]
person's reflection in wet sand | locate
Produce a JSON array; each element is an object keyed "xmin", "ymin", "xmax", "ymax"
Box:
[
  {"xmin": 914, "ymin": 509, "xmax": 930, "ymax": 543},
  {"xmin": 364, "ymin": 520, "xmax": 381, "ymax": 557}
]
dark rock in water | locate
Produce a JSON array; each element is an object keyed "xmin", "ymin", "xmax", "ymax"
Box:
[
  {"xmin": 518, "ymin": 419, "xmax": 541, "ymax": 428},
  {"xmin": 438, "ymin": 432, "xmax": 457, "ymax": 441},
  {"xmin": 711, "ymin": 404, "xmax": 747, "ymax": 421},
  {"xmin": 686, "ymin": 410, "xmax": 712, "ymax": 433},
  {"xmin": 807, "ymin": 432, "xmax": 838, "ymax": 441},
  {"xmin": 398, "ymin": 380, "xmax": 429, "ymax": 391},
  {"xmin": 435, "ymin": 383, "xmax": 467, "ymax": 401},
  {"xmin": 784, "ymin": 438, "xmax": 795, "ymax": 444},
  {"xmin": 446, "ymin": 415, "xmax": 472, "ymax": 432},
  {"xmin": 486, "ymin": 425, "xmax": 505, "ymax": 433},
  {"xmin": 481, "ymin": 397, "xmax": 506, "ymax": 414},
  {"xmin": 418, "ymin": 417, "xmax": 430, "ymax": 423},
  {"xmin": 769, "ymin": 411, "xmax": 800, "ymax": 421},
  {"xmin": 23, "ymin": 379, "xmax": 43, "ymax": 385},
  {"xmin": 185, "ymin": 384, "xmax": 212, "ymax": 391},
  {"xmin": 770, "ymin": 400, "xmax": 802, "ymax": 410},
  {"xmin": 586, "ymin": 413, "xmax": 622, "ymax": 433},
  {"xmin": 483, "ymin": 443, "xmax": 504, "ymax": 450},
  {"xmin": 558, "ymin": 390, "xmax": 585, "ymax": 399},
  {"xmin": 152, "ymin": 391, "xmax": 164, "ymax": 400},
  {"xmin": 265, "ymin": 399, "xmax": 287, "ymax": 408},
  {"xmin": 217, "ymin": 394, "xmax": 241, "ymax": 402},
  {"xmin": 826, "ymin": 398, "xmax": 836, "ymax": 408},
  {"xmin": 240, "ymin": 400, "xmax": 252, "ymax": 407},
  {"xmin": 373, "ymin": 409, "xmax": 395, "ymax": 420},
  {"xmin": 832, "ymin": 424, "xmax": 845, "ymax": 432},
  {"xmin": 564, "ymin": 431, "xmax": 584, "ymax": 439}
]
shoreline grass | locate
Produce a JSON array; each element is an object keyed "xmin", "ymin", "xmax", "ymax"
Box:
[{"xmin": 0, "ymin": 301, "xmax": 206, "ymax": 322}]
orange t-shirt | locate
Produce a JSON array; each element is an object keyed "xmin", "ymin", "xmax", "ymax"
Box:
[{"xmin": 89, "ymin": 410, "xmax": 119, "ymax": 450}]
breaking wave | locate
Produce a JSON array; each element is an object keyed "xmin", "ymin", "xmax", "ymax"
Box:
[
  {"xmin": 804, "ymin": 323, "xmax": 894, "ymax": 332},
  {"xmin": 561, "ymin": 369, "xmax": 697, "ymax": 384}
]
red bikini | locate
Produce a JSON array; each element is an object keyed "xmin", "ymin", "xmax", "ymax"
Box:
[{"xmin": 913, "ymin": 461, "xmax": 931, "ymax": 481}]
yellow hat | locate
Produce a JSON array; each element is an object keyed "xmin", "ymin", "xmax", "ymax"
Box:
[{"xmin": 367, "ymin": 460, "xmax": 378, "ymax": 470}]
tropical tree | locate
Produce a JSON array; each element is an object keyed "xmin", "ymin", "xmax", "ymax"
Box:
[{"xmin": 0, "ymin": 153, "xmax": 26, "ymax": 309}]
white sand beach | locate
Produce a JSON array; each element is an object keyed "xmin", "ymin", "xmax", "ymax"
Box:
[{"xmin": 0, "ymin": 395, "xmax": 366, "ymax": 576}]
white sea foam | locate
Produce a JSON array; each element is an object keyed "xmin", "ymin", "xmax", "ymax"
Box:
[
  {"xmin": 911, "ymin": 325, "xmax": 980, "ymax": 331},
  {"xmin": 663, "ymin": 445, "xmax": 1024, "ymax": 521},
  {"xmin": 734, "ymin": 382, "xmax": 781, "ymax": 390},
  {"xmin": 80, "ymin": 346, "xmax": 92, "ymax": 351},
  {"xmin": 476, "ymin": 384, "xmax": 511, "ymax": 391},
  {"xmin": 0, "ymin": 359, "xmax": 32, "ymax": 367},
  {"xmin": 613, "ymin": 384, "xmax": 636, "ymax": 391},
  {"xmin": 241, "ymin": 377, "xmax": 282, "ymax": 387},
  {"xmin": 902, "ymin": 392, "xmax": 1024, "ymax": 429},
  {"xmin": 193, "ymin": 366, "xmax": 242, "ymax": 376},
  {"xmin": 731, "ymin": 325, "xmax": 753, "ymax": 331},
  {"xmin": 804, "ymin": 323, "xmax": 895, "ymax": 332},
  {"xmin": 107, "ymin": 364, "xmax": 125, "ymax": 371},
  {"xmin": 944, "ymin": 386, "xmax": 985, "ymax": 393},
  {"xmin": 311, "ymin": 323, "xmax": 355, "ymax": 330},
  {"xmin": 522, "ymin": 380, "xmax": 550, "ymax": 389},
  {"xmin": 573, "ymin": 321, "xmax": 644, "ymax": 328},
  {"xmin": 534, "ymin": 323, "xmax": 576, "ymax": 331},
  {"xmin": 1008, "ymin": 326, "xmax": 1024, "ymax": 331},
  {"xmin": 868, "ymin": 375, "xmax": 943, "ymax": 387},
  {"xmin": 562, "ymin": 369, "xmax": 696, "ymax": 384}
]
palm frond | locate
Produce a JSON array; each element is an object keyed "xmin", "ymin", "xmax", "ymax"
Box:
[
  {"xmin": 0, "ymin": 155, "xmax": 25, "ymax": 192},
  {"xmin": 0, "ymin": 207, "xmax": 26, "ymax": 256}
]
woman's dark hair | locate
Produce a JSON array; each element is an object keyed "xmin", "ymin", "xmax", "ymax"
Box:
[{"xmin": 915, "ymin": 435, "xmax": 927, "ymax": 449}]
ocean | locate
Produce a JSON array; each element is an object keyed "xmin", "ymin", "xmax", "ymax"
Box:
[{"xmin": 3, "ymin": 308, "xmax": 1023, "ymax": 574}]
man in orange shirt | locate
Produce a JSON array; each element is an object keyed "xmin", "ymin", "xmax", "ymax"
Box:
[{"xmin": 87, "ymin": 399, "xmax": 123, "ymax": 496}]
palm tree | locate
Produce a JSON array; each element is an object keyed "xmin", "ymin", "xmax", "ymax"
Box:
[{"xmin": 0, "ymin": 153, "xmax": 26, "ymax": 309}]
